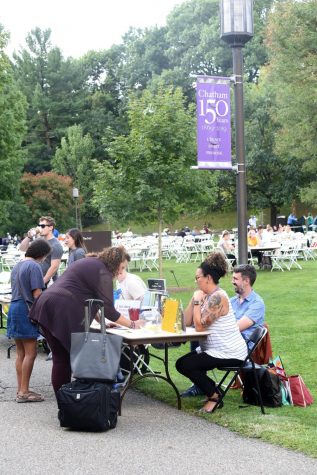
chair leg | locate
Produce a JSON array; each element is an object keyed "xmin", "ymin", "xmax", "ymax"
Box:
[{"xmin": 251, "ymin": 363, "xmax": 265, "ymax": 414}]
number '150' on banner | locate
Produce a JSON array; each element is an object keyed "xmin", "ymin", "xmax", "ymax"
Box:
[{"xmin": 196, "ymin": 76, "xmax": 232, "ymax": 170}]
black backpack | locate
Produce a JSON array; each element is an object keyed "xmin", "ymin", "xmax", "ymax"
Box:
[{"xmin": 243, "ymin": 367, "xmax": 282, "ymax": 408}]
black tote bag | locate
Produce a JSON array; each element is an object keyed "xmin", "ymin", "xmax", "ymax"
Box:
[{"xmin": 70, "ymin": 299, "xmax": 123, "ymax": 382}]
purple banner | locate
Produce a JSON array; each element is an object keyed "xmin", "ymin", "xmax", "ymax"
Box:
[{"xmin": 196, "ymin": 77, "xmax": 231, "ymax": 169}]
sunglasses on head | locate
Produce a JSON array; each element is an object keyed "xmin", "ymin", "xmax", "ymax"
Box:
[{"xmin": 38, "ymin": 223, "xmax": 51, "ymax": 228}]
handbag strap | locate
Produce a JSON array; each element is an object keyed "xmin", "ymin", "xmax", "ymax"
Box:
[{"xmin": 84, "ymin": 299, "xmax": 106, "ymax": 335}]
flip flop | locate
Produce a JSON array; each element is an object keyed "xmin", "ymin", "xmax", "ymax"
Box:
[{"xmin": 16, "ymin": 392, "xmax": 44, "ymax": 403}]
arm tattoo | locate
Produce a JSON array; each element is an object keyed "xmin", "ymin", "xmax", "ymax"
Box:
[{"xmin": 200, "ymin": 291, "xmax": 226, "ymax": 327}]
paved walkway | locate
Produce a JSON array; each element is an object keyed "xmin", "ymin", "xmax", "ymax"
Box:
[{"xmin": 1, "ymin": 335, "xmax": 316, "ymax": 474}]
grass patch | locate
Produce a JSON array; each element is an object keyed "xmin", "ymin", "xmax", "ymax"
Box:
[
  {"xmin": 130, "ymin": 258, "xmax": 317, "ymax": 458},
  {"xmin": 2, "ymin": 257, "xmax": 316, "ymax": 456}
]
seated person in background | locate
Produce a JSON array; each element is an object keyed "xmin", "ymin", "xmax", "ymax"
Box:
[
  {"xmin": 257, "ymin": 225, "xmax": 269, "ymax": 246},
  {"xmin": 247, "ymin": 228, "xmax": 259, "ymax": 248},
  {"xmin": 277, "ymin": 223, "xmax": 284, "ymax": 234},
  {"xmin": 282, "ymin": 224, "xmax": 295, "ymax": 239},
  {"xmin": 191, "ymin": 226, "xmax": 201, "ymax": 237},
  {"xmin": 248, "ymin": 228, "xmax": 262, "ymax": 266},
  {"xmin": 230, "ymin": 264, "xmax": 265, "ymax": 341},
  {"xmin": 116, "ymin": 266, "xmax": 147, "ymax": 301},
  {"xmin": 176, "ymin": 252, "xmax": 247, "ymax": 413},
  {"xmin": 219, "ymin": 230, "xmax": 236, "ymax": 266}
]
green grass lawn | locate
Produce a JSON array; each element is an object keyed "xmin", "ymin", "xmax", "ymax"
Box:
[
  {"xmin": 2, "ymin": 257, "xmax": 316, "ymax": 456},
  {"xmin": 130, "ymin": 258, "xmax": 317, "ymax": 458}
]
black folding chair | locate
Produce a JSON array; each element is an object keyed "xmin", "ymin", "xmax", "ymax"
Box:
[{"xmin": 215, "ymin": 326, "xmax": 268, "ymax": 414}]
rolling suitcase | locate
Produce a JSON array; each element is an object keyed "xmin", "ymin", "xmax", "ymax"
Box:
[
  {"xmin": 57, "ymin": 379, "xmax": 120, "ymax": 431},
  {"xmin": 57, "ymin": 299, "xmax": 121, "ymax": 431}
]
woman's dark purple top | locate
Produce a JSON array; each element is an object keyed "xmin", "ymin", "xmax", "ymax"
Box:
[{"xmin": 29, "ymin": 257, "xmax": 120, "ymax": 351}]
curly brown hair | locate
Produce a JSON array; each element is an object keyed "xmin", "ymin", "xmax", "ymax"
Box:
[
  {"xmin": 199, "ymin": 251, "xmax": 228, "ymax": 284},
  {"xmin": 88, "ymin": 246, "xmax": 130, "ymax": 277}
]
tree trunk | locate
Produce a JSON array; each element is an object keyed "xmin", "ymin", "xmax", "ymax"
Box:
[
  {"xmin": 270, "ymin": 204, "xmax": 278, "ymax": 227},
  {"xmin": 158, "ymin": 211, "xmax": 163, "ymax": 278}
]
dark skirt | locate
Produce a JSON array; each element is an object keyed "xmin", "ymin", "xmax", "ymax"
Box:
[{"xmin": 6, "ymin": 299, "xmax": 39, "ymax": 339}]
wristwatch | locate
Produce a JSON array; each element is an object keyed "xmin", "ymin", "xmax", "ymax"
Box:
[{"xmin": 193, "ymin": 300, "xmax": 201, "ymax": 306}]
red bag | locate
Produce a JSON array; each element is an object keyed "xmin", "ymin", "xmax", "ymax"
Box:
[{"xmin": 286, "ymin": 375, "xmax": 314, "ymax": 407}]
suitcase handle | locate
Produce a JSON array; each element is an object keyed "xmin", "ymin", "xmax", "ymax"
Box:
[{"xmin": 84, "ymin": 299, "xmax": 106, "ymax": 335}]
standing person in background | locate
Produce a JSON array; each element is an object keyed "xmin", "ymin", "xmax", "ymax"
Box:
[
  {"xmin": 306, "ymin": 212, "xmax": 314, "ymax": 231},
  {"xmin": 64, "ymin": 228, "xmax": 87, "ymax": 267},
  {"xmin": 6, "ymin": 239, "xmax": 51, "ymax": 403},
  {"xmin": 38, "ymin": 216, "xmax": 63, "ymax": 286},
  {"xmin": 18, "ymin": 228, "xmax": 41, "ymax": 252}
]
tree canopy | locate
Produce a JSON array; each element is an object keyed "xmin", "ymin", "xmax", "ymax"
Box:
[
  {"xmin": 1, "ymin": 0, "xmax": 316, "ymax": 235},
  {"xmin": 0, "ymin": 27, "xmax": 27, "ymax": 235}
]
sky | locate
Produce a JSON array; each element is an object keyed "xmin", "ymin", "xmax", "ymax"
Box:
[{"xmin": 0, "ymin": 0, "xmax": 183, "ymax": 58}]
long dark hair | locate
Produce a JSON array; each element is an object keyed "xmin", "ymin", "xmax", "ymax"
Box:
[{"xmin": 67, "ymin": 228, "xmax": 87, "ymax": 251}]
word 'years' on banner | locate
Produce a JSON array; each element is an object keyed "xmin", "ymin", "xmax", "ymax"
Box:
[{"xmin": 196, "ymin": 76, "xmax": 232, "ymax": 170}]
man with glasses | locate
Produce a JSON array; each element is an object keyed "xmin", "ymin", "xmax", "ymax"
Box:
[{"xmin": 38, "ymin": 216, "xmax": 63, "ymax": 286}]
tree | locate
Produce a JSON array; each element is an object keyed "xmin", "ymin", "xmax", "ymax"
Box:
[
  {"xmin": 265, "ymin": 0, "xmax": 317, "ymax": 209},
  {"xmin": 93, "ymin": 83, "xmax": 218, "ymax": 275},
  {"xmin": 0, "ymin": 26, "xmax": 27, "ymax": 235},
  {"xmin": 78, "ymin": 47, "xmax": 129, "ymax": 161},
  {"xmin": 52, "ymin": 124, "xmax": 96, "ymax": 226},
  {"xmin": 161, "ymin": 0, "xmax": 274, "ymax": 101},
  {"xmin": 13, "ymin": 28, "xmax": 87, "ymax": 172},
  {"xmin": 20, "ymin": 172, "xmax": 74, "ymax": 231},
  {"xmin": 244, "ymin": 76, "xmax": 303, "ymax": 224}
]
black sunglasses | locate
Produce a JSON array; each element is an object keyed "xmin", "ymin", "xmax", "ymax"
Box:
[{"xmin": 38, "ymin": 223, "xmax": 51, "ymax": 228}]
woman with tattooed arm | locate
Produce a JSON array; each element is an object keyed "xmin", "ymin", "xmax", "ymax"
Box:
[{"xmin": 176, "ymin": 252, "xmax": 247, "ymax": 413}]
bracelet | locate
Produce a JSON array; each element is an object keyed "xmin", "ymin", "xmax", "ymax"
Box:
[{"xmin": 129, "ymin": 320, "xmax": 136, "ymax": 329}]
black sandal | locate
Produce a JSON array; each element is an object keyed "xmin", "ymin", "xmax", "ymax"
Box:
[{"xmin": 199, "ymin": 396, "xmax": 224, "ymax": 414}]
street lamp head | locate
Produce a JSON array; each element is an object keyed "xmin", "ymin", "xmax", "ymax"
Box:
[
  {"xmin": 220, "ymin": 0, "xmax": 253, "ymax": 47},
  {"xmin": 72, "ymin": 187, "xmax": 79, "ymax": 198}
]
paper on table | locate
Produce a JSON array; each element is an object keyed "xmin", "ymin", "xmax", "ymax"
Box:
[{"xmin": 161, "ymin": 299, "xmax": 179, "ymax": 333}]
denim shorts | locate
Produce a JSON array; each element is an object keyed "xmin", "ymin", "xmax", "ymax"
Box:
[{"xmin": 6, "ymin": 299, "xmax": 39, "ymax": 339}]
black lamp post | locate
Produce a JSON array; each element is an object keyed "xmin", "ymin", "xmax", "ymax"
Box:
[{"xmin": 220, "ymin": 0, "xmax": 253, "ymax": 264}]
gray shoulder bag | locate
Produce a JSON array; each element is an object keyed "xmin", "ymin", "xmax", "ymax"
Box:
[{"xmin": 70, "ymin": 299, "xmax": 123, "ymax": 382}]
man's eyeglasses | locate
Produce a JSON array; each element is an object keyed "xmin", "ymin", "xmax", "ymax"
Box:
[{"xmin": 38, "ymin": 223, "xmax": 51, "ymax": 228}]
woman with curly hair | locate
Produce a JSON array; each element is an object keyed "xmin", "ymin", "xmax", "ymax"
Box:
[
  {"xmin": 176, "ymin": 252, "xmax": 247, "ymax": 413},
  {"xmin": 29, "ymin": 246, "xmax": 142, "ymax": 395}
]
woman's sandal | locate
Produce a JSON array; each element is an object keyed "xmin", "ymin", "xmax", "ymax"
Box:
[
  {"xmin": 199, "ymin": 397, "xmax": 224, "ymax": 414},
  {"xmin": 16, "ymin": 392, "xmax": 44, "ymax": 403}
]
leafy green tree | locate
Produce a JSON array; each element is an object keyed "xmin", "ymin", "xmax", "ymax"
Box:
[
  {"xmin": 93, "ymin": 83, "xmax": 218, "ymax": 275},
  {"xmin": 20, "ymin": 172, "xmax": 74, "ymax": 231},
  {"xmin": 265, "ymin": 0, "xmax": 317, "ymax": 208},
  {"xmin": 244, "ymin": 76, "xmax": 303, "ymax": 224},
  {"xmin": 0, "ymin": 26, "xmax": 27, "ymax": 235},
  {"xmin": 119, "ymin": 26, "xmax": 171, "ymax": 92},
  {"xmin": 78, "ymin": 47, "xmax": 129, "ymax": 161},
  {"xmin": 52, "ymin": 124, "xmax": 97, "ymax": 226},
  {"xmin": 162, "ymin": 0, "xmax": 274, "ymax": 100},
  {"xmin": 13, "ymin": 28, "xmax": 87, "ymax": 172}
]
